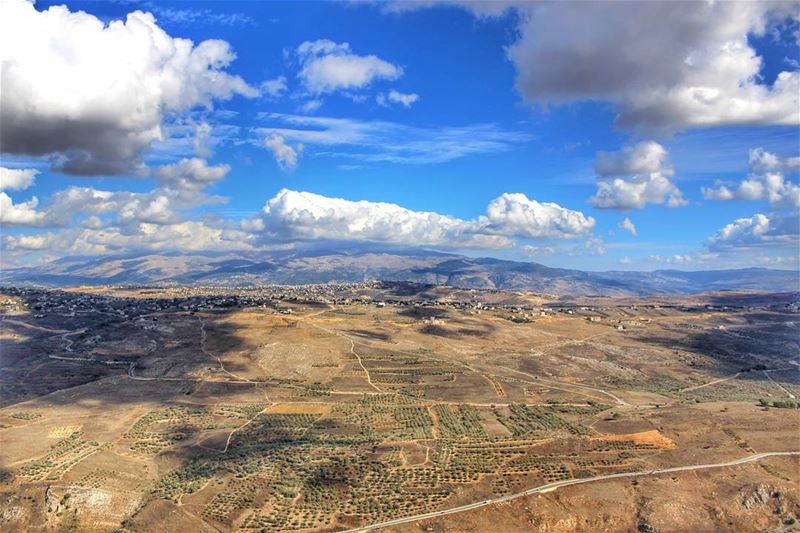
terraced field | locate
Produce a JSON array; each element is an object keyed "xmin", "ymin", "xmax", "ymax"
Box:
[{"xmin": 0, "ymin": 287, "xmax": 798, "ymax": 532}]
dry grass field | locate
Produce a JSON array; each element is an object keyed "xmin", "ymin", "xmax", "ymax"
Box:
[{"xmin": 0, "ymin": 286, "xmax": 798, "ymax": 532}]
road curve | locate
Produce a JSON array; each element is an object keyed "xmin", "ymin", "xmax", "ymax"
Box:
[{"xmin": 338, "ymin": 451, "xmax": 800, "ymax": 533}]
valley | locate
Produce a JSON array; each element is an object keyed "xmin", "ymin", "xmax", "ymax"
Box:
[{"xmin": 0, "ymin": 284, "xmax": 798, "ymax": 532}]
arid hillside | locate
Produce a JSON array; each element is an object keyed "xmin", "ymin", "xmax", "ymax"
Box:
[{"xmin": 0, "ymin": 284, "xmax": 798, "ymax": 532}]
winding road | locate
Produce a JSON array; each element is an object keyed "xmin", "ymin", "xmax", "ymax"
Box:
[
  {"xmin": 307, "ymin": 321, "xmax": 384, "ymax": 393},
  {"xmin": 339, "ymin": 451, "xmax": 800, "ymax": 533}
]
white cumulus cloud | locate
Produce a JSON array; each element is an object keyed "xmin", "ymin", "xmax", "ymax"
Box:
[
  {"xmin": 702, "ymin": 148, "xmax": 800, "ymax": 207},
  {"xmin": 397, "ymin": 1, "xmax": 799, "ymax": 134},
  {"xmin": 595, "ymin": 142, "xmax": 672, "ymax": 177},
  {"xmin": 483, "ymin": 193, "xmax": 595, "ymax": 239},
  {"xmin": 1, "ymin": 184, "xmax": 225, "ymax": 229},
  {"xmin": 153, "ymin": 158, "xmax": 230, "ymax": 191},
  {"xmin": 590, "ymin": 141, "xmax": 686, "ymax": 210},
  {"xmin": 708, "ymin": 213, "xmax": 799, "ymax": 250},
  {"xmin": 505, "ymin": 1, "xmax": 799, "ymax": 134},
  {"xmin": 2, "ymin": 221, "xmax": 256, "ymax": 256},
  {"xmin": 259, "ymin": 189, "xmax": 593, "ymax": 248},
  {"xmin": 0, "ymin": 167, "xmax": 39, "ymax": 191},
  {"xmin": 0, "ymin": 193, "xmax": 46, "ymax": 226},
  {"xmin": 296, "ymin": 39, "xmax": 403, "ymax": 96},
  {"xmin": 0, "ymin": 0, "xmax": 256, "ymax": 175},
  {"xmin": 260, "ymin": 189, "xmax": 507, "ymax": 248}
]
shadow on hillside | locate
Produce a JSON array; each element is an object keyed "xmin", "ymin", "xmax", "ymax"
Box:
[
  {"xmin": 397, "ymin": 306, "xmax": 450, "ymax": 319},
  {"xmin": 705, "ymin": 292, "xmax": 798, "ymax": 308},
  {"xmin": 348, "ymin": 329, "xmax": 391, "ymax": 341},
  {"xmin": 378, "ymin": 281, "xmax": 438, "ymax": 298},
  {"xmin": 0, "ymin": 290, "xmax": 257, "ymax": 409},
  {"xmin": 419, "ymin": 323, "xmax": 495, "ymax": 339},
  {"xmin": 632, "ymin": 312, "xmax": 800, "ymax": 385}
]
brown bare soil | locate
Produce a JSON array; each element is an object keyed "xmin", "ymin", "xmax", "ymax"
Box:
[
  {"xmin": 1, "ymin": 286, "xmax": 797, "ymax": 533},
  {"xmin": 593, "ymin": 430, "xmax": 677, "ymax": 449}
]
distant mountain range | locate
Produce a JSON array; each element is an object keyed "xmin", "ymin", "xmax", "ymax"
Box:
[{"xmin": 2, "ymin": 248, "xmax": 797, "ymax": 296}]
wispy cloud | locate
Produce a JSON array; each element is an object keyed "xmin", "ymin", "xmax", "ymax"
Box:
[
  {"xmin": 149, "ymin": 119, "xmax": 242, "ymax": 162},
  {"xmin": 255, "ymin": 113, "xmax": 533, "ymax": 165},
  {"xmin": 150, "ymin": 6, "xmax": 256, "ymax": 27}
]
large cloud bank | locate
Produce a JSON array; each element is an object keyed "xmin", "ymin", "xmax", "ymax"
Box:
[
  {"xmin": 0, "ymin": 0, "xmax": 256, "ymax": 175},
  {"xmin": 260, "ymin": 189, "xmax": 595, "ymax": 248}
]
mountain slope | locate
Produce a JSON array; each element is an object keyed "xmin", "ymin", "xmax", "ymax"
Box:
[{"xmin": 2, "ymin": 249, "xmax": 797, "ymax": 296}]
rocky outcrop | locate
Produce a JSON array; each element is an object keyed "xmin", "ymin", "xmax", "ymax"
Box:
[{"xmin": 740, "ymin": 484, "xmax": 773, "ymax": 509}]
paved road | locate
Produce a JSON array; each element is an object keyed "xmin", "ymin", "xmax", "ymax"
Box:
[{"xmin": 338, "ymin": 451, "xmax": 800, "ymax": 533}]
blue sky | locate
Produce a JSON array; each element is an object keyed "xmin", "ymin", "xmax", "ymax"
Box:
[{"xmin": 1, "ymin": 0, "xmax": 798, "ymax": 271}]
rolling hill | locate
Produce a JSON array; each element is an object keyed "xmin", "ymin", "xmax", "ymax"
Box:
[{"xmin": 2, "ymin": 248, "xmax": 797, "ymax": 296}]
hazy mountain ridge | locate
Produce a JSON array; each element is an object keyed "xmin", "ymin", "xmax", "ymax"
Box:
[{"xmin": 2, "ymin": 249, "xmax": 797, "ymax": 296}]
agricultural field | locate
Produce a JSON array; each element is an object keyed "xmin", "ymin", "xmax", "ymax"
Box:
[{"xmin": 0, "ymin": 285, "xmax": 798, "ymax": 532}]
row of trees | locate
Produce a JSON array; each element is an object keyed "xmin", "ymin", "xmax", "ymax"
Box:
[{"xmin": 759, "ymin": 398, "xmax": 799, "ymax": 409}]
